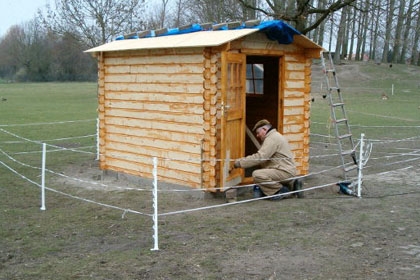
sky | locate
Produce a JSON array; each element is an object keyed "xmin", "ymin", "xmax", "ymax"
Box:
[{"xmin": 0, "ymin": 0, "xmax": 51, "ymax": 37}]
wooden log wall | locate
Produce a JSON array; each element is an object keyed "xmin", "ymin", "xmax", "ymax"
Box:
[
  {"xmin": 202, "ymin": 48, "xmax": 220, "ymax": 189},
  {"xmin": 282, "ymin": 54, "xmax": 311, "ymax": 175},
  {"xmin": 98, "ymin": 48, "xmax": 206, "ymax": 187}
]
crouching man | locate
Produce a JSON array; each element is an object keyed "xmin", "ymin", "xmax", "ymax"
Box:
[{"xmin": 233, "ymin": 119, "xmax": 302, "ymax": 199}]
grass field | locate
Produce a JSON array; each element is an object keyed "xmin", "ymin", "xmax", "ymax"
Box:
[{"xmin": 1, "ymin": 63, "xmax": 419, "ymax": 279}]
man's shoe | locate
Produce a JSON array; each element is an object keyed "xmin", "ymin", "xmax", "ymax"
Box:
[
  {"xmin": 253, "ymin": 185, "xmax": 263, "ymax": 198},
  {"xmin": 270, "ymin": 186, "xmax": 290, "ymax": 201},
  {"xmin": 293, "ymin": 179, "xmax": 304, "ymax": 198}
]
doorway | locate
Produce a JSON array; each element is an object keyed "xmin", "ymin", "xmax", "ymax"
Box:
[{"xmin": 244, "ymin": 55, "xmax": 282, "ymax": 177}]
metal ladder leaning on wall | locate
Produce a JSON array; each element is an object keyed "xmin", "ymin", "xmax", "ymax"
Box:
[{"xmin": 320, "ymin": 51, "xmax": 358, "ymax": 181}]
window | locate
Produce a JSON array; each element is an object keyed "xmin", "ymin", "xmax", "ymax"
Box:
[{"xmin": 246, "ymin": 64, "xmax": 264, "ymax": 95}]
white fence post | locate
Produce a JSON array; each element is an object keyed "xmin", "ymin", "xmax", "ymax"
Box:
[
  {"xmin": 40, "ymin": 143, "xmax": 46, "ymax": 210},
  {"xmin": 357, "ymin": 133, "xmax": 365, "ymax": 198},
  {"xmin": 151, "ymin": 157, "xmax": 159, "ymax": 251}
]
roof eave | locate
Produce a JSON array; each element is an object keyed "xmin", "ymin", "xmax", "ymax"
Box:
[
  {"xmin": 293, "ymin": 35, "xmax": 323, "ymax": 58},
  {"xmin": 85, "ymin": 29, "xmax": 258, "ymax": 54}
]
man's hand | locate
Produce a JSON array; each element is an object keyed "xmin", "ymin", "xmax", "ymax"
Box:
[{"xmin": 233, "ymin": 160, "xmax": 241, "ymax": 168}]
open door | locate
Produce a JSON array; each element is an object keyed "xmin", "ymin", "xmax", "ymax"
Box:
[
  {"xmin": 244, "ymin": 55, "xmax": 281, "ymax": 178},
  {"xmin": 220, "ymin": 52, "xmax": 246, "ymax": 189}
]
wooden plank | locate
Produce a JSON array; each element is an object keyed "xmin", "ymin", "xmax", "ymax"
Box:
[
  {"xmin": 282, "ymin": 124, "xmax": 304, "ymax": 133},
  {"xmin": 286, "ymin": 62, "xmax": 305, "ymax": 72},
  {"xmin": 104, "ymin": 100, "xmax": 204, "ymax": 115},
  {"xmin": 104, "ymin": 108, "xmax": 203, "ymax": 124},
  {"xmin": 104, "ymin": 47, "xmax": 203, "ymax": 58},
  {"xmin": 106, "ymin": 91, "xmax": 203, "ymax": 104},
  {"xmin": 105, "ymin": 124, "xmax": 203, "ymax": 144},
  {"xmin": 285, "ymin": 80, "xmax": 305, "ymax": 88},
  {"xmin": 283, "ymin": 98, "xmax": 305, "ymax": 107},
  {"xmin": 104, "ymin": 82, "xmax": 204, "ymax": 94},
  {"xmin": 105, "ymin": 142, "xmax": 202, "ymax": 166},
  {"xmin": 105, "ymin": 149, "xmax": 201, "ymax": 174},
  {"xmin": 104, "ymin": 72, "xmax": 204, "ymax": 84},
  {"xmin": 283, "ymin": 115, "xmax": 304, "ymax": 124},
  {"xmin": 105, "ymin": 117, "xmax": 204, "ymax": 134},
  {"xmin": 284, "ymin": 90, "xmax": 304, "ymax": 98},
  {"xmin": 105, "ymin": 53, "xmax": 204, "ymax": 65},
  {"xmin": 284, "ymin": 107, "xmax": 305, "ymax": 116},
  {"xmin": 285, "ymin": 71, "xmax": 305, "ymax": 80},
  {"xmin": 105, "ymin": 156, "xmax": 202, "ymax": 186},
  {"xmin": 105, "ymin": 64, "xmax": 204, "ymax": 74},
  {"xmin": 105, "ymin": 134, "xmax": 201, "ymax": 157}
]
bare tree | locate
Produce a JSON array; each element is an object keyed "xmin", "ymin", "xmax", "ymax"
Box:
[
  {"xmin": 145, "ymin": 0, "xmax": 171, "ymax": 29},
  {"xmin": 410, "ymin": 8, "xmax": 420, "ymax": 65},
  {"xmin": 399, "ymin": 0, "xmax": 416, "ymax": 63},
  {"xmin": 238, "ymin": 0, "xmax": 357, "ymax": 34},
  {"xmin": 43, "ymin": 0, "xmax": 146, "ymax": 47},
  {"xmin": 184, "ymin": 0, "xmax": 252, "ymax": 23},
  {"xmin": 391, "ymin": 0, "xmax": 406, "ymax": 63},
  {"xmin": 382, "ymin": 0, "xmax": 396, "ymax": 63},
  {"xmin": 306, "ymin": 0, "xmax": 328, "ymax": 46},
  {"xmin": 334, "ymin": 5, "xmax": 349, "ymax": 64}
]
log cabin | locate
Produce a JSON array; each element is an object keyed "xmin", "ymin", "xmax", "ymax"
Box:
[{"xmin": 86, "ymin": 20, "xmax": 322, "ymax": 191}]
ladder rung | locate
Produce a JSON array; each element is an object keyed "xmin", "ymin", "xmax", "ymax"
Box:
[
  {"xmin": 338, "ymin": 133, "xmax": 352, "ymax": 140},
  {"xmin": 335, "ymin": 118, "xmax": 348, "ymax": 123},
  {"xmin": 332, "ymin": 102, "xmax": 345, "ymax": 107},
  {"xmin": 344, "ymin": 164, "xmax": 358, "ymax": 172},
  {"xmin": 329, "ymin": 87, "xmax": 340, "ymax": 91}
]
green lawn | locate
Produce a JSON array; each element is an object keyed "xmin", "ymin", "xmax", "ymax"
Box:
[
  {"xmin": 310, "ymin": 62, "xmax": 420, "ymax": 140},
  {"xmin": 0, "ymin": 82, "xmax": 98, "ymax": 188}
]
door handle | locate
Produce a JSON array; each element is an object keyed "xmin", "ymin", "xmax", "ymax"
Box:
[{"xmin": 221, "ymin": 102, "xmax": 230, "ymax": 116}]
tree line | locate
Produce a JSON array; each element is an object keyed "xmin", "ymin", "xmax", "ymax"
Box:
[{"xmin": 0, "ymin": 0, "xmax": 419, "ymax": 82}]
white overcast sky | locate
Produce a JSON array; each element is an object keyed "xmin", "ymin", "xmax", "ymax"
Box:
[{"xmin": 0, "ymin": 0, "xmax": 51, "ymax": 37}]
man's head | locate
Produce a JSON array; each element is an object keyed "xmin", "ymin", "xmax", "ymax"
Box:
[{"xmin": 252, "ymin": 119, "xmax": 272, "ymax": 140}]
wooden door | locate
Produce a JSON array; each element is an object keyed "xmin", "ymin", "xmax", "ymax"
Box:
[{"xmin": 220, "ymin": 52, "xmax": 246, "ymax": 189}]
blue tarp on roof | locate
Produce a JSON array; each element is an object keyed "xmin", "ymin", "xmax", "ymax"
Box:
[{"xmin": 116, "ymin": 20, "xmax": 301, "ymax": 45}]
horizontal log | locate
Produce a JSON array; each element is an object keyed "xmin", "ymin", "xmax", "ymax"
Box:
[
  {"xmin": 106, "ymin": 91, "xmax": 203, "ymax": 104},
  {"xmin": 105, "ymin": 134, "xmax": 202, "ymax": 155},
  {"xmin": 283, "ymin": 124, "xmax": 304, "ymax": 133},
  {"xmin": 105, "ymin": 117, "xmax": 204, "ymax": 134},
  {"xmin": 105, "ymin": 156, "xmax": 202, "ymax": 186},
  {"xmin": 106, "ymin": 149, "xmax": 201, "ymax": 174},
  {"xmin": 104, "ymin": 108, "xmax": 203, "ymax": 125},
  {"xmin": 105, "ymin": 63, "xmax": 203, "ymax": 74},
  {"xmin": 105, "ymin": 82, "xmax": 204, "ymax": 94},
  {"xmin": 284, "ymin": 107, "xmax": 304, "ymax": 116},
  {"xmin": 284, "ymin": 90, "xmax": 304, "ymax": 98},
  {"xmin": 283, "ymin": 98, "xmax": 305, "ymax": 107},
  {"xmin": 285, "ymin": 80, "xmax": 305, "ymax": 89},
  {"xmin": 285, "ymin": 71, "xmax": 305, "ymax": 80},
  {"xmin": 105, "ymin": 124, "xmax": 203, "ymax": 144},
  {"xmin": 105, "ymin": 53, "xmax": 204, "ymax": 65},
  {"xmin": 286, "ymin": 62, "xmax": 305, "ymax": 71},
  {"xmin": 104, "ymin": 100, "xmax": 204, "ymax": 115},
  {"xmin": 104, "ymin": 72, "xmax": 204, "ymax": 84}
]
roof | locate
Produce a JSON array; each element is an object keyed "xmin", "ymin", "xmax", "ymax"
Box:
[{"xmin": 85, "ymin": 20, "xmax": 322, "ymax": 53}]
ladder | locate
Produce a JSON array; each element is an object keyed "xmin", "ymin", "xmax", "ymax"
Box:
[{"xmin": 320, "ymin": 52, "xmax": 358, "ymax": 181}]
